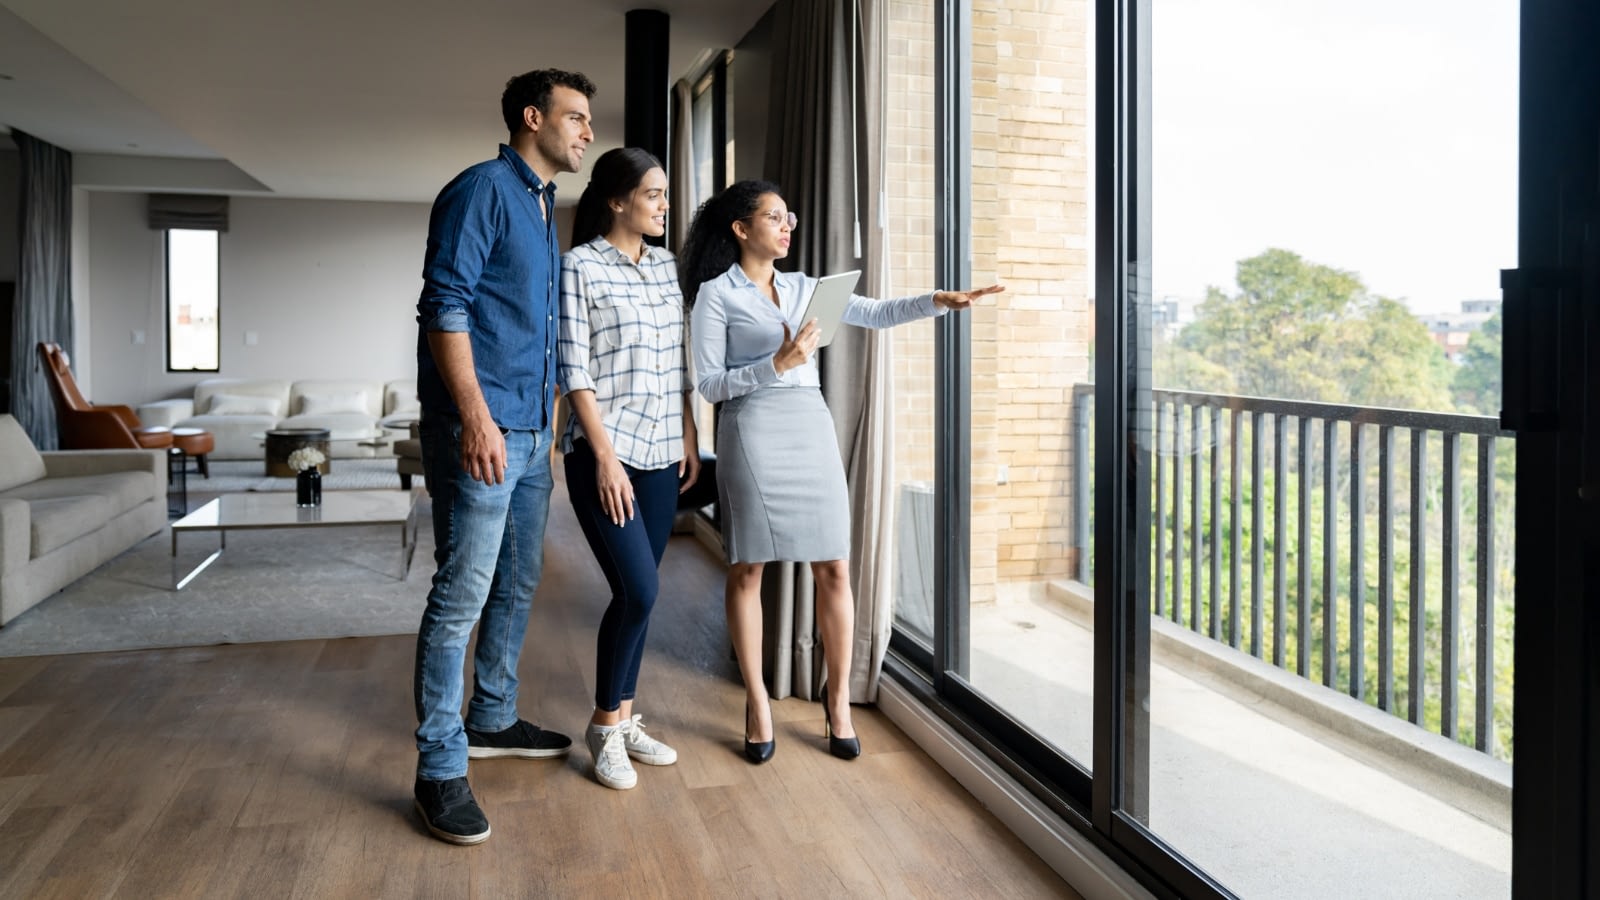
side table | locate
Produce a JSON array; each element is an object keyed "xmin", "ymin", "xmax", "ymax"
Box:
[{"xmin": 263, "ymin": 428, "xmax": 331, "ymax": 477}]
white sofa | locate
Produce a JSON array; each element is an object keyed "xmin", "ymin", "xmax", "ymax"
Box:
[
  {"xmin": 0, "ymin": 414, "xmax": 167, "ymax": 626},
  {"xmin": 139, "ymin": 378, "xmax": 418, "ymax": 461}
]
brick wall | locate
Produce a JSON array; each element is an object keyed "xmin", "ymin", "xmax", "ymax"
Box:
[{"xmin": 886, "ymin": 0, "xmax": 1091, "ymax": 605}]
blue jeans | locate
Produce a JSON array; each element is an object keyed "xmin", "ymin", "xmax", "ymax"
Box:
[
  {"xmin": 563, "ymin": 440, "xmax": 679, "ymax": 712},
  {"xmin": 414, "ymin": 417, "xmax": 554, "ymax": 781}
]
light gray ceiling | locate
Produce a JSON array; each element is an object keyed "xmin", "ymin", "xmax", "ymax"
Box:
[{"xmin": 0, "ymin": 0, "xmax": 762, "ymax": 203}]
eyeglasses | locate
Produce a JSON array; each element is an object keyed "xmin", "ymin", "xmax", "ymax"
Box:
[{"xmin": 743, "ymin": 210, "xmax": 797, "ymax": 229}]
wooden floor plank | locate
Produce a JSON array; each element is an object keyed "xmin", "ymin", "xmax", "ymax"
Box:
[
  {"xmin": 0, "ymin": 802, "xmax": 91, "ymax": 898},
  {"xmin": 0, "ymin": 773, "xmax": 43, "ymax": 831},
  {"xmin": 0, "ymin": 508, "xmax": 1079, "ymax": 899},
  {"xmin": 0, "ymin": 655, "xmax": 49, "ymax": 706}
]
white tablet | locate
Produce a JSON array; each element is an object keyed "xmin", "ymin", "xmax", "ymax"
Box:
[{"xmin": 796, "ymin": 270, "xmax": 862, "ymax": 348}]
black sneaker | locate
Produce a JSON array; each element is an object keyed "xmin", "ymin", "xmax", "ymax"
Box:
[
  {"xmin": 414, "ymin": 776, "xmax": 490, "ymax": 845},
  {"xmin": 465, "ymin": 719, "xmax": 572, "ymax": 759}
]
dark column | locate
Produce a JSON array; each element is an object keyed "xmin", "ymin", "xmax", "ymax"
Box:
[
  {"xmin": 624, "ymin": 9, "xmax": 670, "ymax": 164},
  {"xmin": 1510, "ymin": 0, "xmax": 1600, "ymax": 897}
]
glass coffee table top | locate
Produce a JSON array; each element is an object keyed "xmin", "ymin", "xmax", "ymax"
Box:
[
  {"xmin": 170, "ymin": 489, "xmax": 421, "ymax": 589},
  {"xmin": 172, "ymin": 490, "xmax": 416, "ymax": 529}
]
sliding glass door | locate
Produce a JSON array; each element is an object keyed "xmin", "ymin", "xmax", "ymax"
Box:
[
  {"xmin": 1114, "ymin": 0, "xmax": 1517, "ymax": 893},
  {"xmin": 875, "ymin": 0, "xmax": 1598, "ymax": 896}
]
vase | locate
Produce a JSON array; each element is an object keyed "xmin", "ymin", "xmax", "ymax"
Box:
[{"xmin": 296, "ymin": 467, "xmax": 322, "ymax": 507}]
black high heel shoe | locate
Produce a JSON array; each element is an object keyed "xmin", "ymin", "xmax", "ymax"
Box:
[
  {"xmin": 824, "ymin": 706, "xmax": 861, "ymax": 760},
  {"xmin": 744, "ymin": 700, "xmax": 775, "ymax": 764}
]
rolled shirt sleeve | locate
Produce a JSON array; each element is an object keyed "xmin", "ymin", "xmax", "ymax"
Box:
[
  {"xmin": 557, "ymin": 253, "xmax": 597, "ymax": 395},
  {"xmin": 417, "ymin": 174, "xmax": 499, "ymax": 334}
]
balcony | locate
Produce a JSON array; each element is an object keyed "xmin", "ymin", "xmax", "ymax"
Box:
[{"xmin": 945, "ymin": 385, "xmax": 1513, "ymax": 896}]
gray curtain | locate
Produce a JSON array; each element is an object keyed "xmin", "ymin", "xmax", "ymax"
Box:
[
  {"xmin": 11, "ymin": 131, "xmax": 73, "ymax": 449},
  {"xmin": 761, "ymin": 0, "xmax": 895, "ymax": 703}
]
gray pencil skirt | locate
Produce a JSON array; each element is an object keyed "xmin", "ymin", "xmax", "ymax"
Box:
[{"xmin": 715, "ymin": 385, "xmax": 851, "ymax": 564}]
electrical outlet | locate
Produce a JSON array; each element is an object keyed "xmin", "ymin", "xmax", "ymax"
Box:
[
  {"xmin": 244, "ymin": 331, "xmax": 259, "ymax": 346},
  {"xmin": 997, "ymin": 464, "xmax": 1010, "ymax": 485},
  {"xmin": 131, "ymin": 330, "xmax": 145, "ymax": 345}
]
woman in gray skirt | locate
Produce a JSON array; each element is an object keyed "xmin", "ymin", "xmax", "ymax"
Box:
[{"xmin": 681, "ymin": 180, "xmax": 1001, "ymax": 763}]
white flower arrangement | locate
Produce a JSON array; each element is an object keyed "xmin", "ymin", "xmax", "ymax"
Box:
[{"xmin": 287, "ymin": 447, "xmax": 327, "ymax": 473}]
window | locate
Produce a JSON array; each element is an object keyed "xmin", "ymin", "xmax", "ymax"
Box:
[
  {"xmin": 165, "ymin": 228, "xmax": 220, "ymax": 372},
  {"xmin": 683, "ymin": 54, "xmax": 733, "ymax": 461}
]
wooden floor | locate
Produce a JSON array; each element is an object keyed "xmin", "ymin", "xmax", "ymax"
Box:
[{"xmin": 0, "ymin": 491, "xmax": 1077, "ymax": 899}]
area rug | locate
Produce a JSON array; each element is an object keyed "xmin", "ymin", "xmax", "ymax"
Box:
[{"xmin": 0, "ymin": 494, "xmax": 436, "ymax": 658}]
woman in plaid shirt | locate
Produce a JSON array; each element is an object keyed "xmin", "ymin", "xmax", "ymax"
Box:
[{"xmin": 558, "ymin": 147, "xmax": 701, "ymax": 791}]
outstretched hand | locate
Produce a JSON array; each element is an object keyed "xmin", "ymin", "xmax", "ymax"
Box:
[
  {"xmin": 933, "ymin": 283, "xmax": 1006, "ymax": 310},
  {"xmin": 773, "ymin": 319, "xmax": 821, "ymax": 374}
]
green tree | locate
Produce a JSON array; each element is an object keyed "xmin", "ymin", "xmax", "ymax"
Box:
[
  {"xmin": 1163, "ymin": 248, "xmax": 1454, "ymax": 410},
  {"xmin": 1452, "ymin": 310, "xmax": 1502, "ymax": 415}
]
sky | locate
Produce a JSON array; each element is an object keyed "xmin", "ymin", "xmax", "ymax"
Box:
[{"xmin": 1150, "ymin": 0, "xmax": 1519, "ymax": 314}]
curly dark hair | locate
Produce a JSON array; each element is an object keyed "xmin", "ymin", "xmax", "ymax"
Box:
[
  {"xmin": 570, "ymin": 148, "xmax": 664, "ymax": 248},
  {"xmin": 678, "ymin": 179, "xmax": 783, "ymax": 305},
  {"xmin": 501, "ymin": 69, "xmax": 597, "ymax": 137}
]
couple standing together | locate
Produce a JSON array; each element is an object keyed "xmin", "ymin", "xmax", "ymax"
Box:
[{"xmin": 412, "ymin": 68, "xmax": 1001, "ymax": 845}]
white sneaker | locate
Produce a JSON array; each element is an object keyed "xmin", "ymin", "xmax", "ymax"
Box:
[
  {"xmin": 586, "ymin": 724, "xmax": 637, "ymax": 790},
  {"xmin": 619, "ymin": 714, "xmax": 678, "ymax": 766}
]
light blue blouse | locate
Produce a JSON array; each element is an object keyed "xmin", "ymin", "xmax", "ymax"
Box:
[{"xmin": 689, "ymin": 263, "xmax": 942, "ymax": 403}]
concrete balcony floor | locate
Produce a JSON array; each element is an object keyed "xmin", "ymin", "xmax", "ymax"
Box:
[{"xmin": 962, "ymin": 582, "xmax": 1511, "ymax": 899}]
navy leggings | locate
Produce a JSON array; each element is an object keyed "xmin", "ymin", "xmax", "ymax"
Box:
[{"xmin": 564, "ymin": 440, "xmax": 680, "ymax": 712}]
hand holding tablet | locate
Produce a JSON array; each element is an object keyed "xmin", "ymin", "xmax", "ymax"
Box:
[{"xmin": 795, "ymin": 270, "xmax": 862, "ymax": 347}]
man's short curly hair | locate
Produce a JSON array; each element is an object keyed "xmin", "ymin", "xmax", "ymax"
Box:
[{"xmin": 501, "ymin": 69, "xmax": 597, "ymax": 136}]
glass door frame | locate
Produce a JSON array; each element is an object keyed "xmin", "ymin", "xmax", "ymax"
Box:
[{"xmin": 1507, "ymin": 1, "xmax": 1600, "ymax": 895}]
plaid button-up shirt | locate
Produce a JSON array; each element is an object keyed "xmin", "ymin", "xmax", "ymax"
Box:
[{"xmin": 557, "ymin": 236, "xmax": 688, "ymax": 469}]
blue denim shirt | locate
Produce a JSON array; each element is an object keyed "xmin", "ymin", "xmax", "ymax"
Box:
[{"xmin": 416, "ymin": 144, "xmax": 560, "ymax": 431}]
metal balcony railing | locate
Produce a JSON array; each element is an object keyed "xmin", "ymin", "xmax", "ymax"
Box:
[{"xmin": 1071, "ymin": 384, "xmax": 1513, "ymax": 757}]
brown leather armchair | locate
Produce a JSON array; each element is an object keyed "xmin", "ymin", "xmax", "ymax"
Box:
[{"xmin": 36, "ymin": 342, "xmax": 174, "ymax": 451}]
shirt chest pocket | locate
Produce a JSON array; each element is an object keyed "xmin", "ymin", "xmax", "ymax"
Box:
[{"xmin": 590, "ymin": 296, "xmax": 648, "ymax": 351}]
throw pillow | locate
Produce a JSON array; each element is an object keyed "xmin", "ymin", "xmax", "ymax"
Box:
[
  {"xmin": 0, "ymin": 415, "xmax": 47, "ymax": 492},
  {"xmin": 207, "ymin": 393, "xmax": 282, "ymax": 417},
  {"xmin": 299, "ymin": 390, "xmax": 369, "ymax": 416}
]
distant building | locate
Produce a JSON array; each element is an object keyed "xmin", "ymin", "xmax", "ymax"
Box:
[
  {"xmin": 1420, "ymin": 298, "xmax": 1501, "ymax": 364},
  {"xmin": 1153, "ymin": 295, "xmax": 1200, "ymax": 341}
]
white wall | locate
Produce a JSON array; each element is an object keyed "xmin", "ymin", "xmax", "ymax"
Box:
[
  {"xmin": 84, "ymin": 192, "xmax": 428, "ymax": 403},
  {"xmin": 71, "ymin": 187, "xmax": 92, "ymax": 391}
]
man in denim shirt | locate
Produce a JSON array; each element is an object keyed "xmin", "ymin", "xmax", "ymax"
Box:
[{"xmin": 412, "ymin": 68, "xmax": 594, "ymax": 845}]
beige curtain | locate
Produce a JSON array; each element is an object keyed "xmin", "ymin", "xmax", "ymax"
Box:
[
  {"xmin": 669, "ymin": 78, "xmax": 696, "ymax": 253},
  {"xmin": 759, "ymin": 0, "xmax": 895, "ymax": 703},
  {"xmin": 848, "ymin": 0, "xmax": 893, "ymax": 703}
]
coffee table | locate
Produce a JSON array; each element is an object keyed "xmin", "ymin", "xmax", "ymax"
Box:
[{"xmin": 170, "ymin": 489, "xmax": 421, "ymax": 590}]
